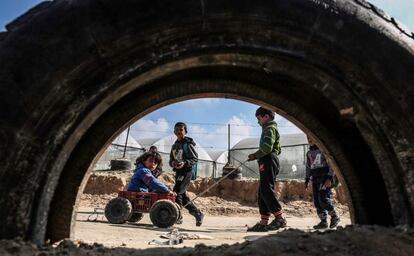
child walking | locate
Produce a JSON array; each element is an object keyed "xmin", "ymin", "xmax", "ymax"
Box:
[
  {"xmin": 247, "ymin": 107, "xmax": 286, "ymax": 232},
  {"xmin": 305, "ymin": 135, "xmax": 340, "ymax": 229},
  {"xmin": 169, "ymin": 122, "xmax": 204, "ymax": 226}
]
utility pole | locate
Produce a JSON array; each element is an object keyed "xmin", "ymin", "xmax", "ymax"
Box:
[
  {"xmin": 122, "ymin": 126, "xmax": 130, "ymax": 158},
  {"xmin": 228, "ymin": 124, "xmax": 231, "ymax": 164}
]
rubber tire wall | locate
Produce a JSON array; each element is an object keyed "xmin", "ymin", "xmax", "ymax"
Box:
[{"xmin": 0, "ymin": 0, "xmax": 413, "ymax": 244}]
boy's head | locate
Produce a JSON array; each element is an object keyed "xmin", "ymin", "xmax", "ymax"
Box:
[
  {"xmin": 307, "ymin": 135, "xmax": 316, "ymax": 146},
  {"xmin": 255, "ymin": 107, "xmax": 275, "ymax": 126},
  {"xmin": 136, "ymin": 151, "xmax": 162, "ymax": 171},
  {"xmin": 149, "ymin": 145, "xmax": 158, "ymax": 152},
  {"xmin": 174, "ymin": 122, "xmax": 187, "ymax": 140}
]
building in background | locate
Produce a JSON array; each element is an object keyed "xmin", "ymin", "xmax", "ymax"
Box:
[{"xmin": 94, "ymin": 132, "xmax": 308, "ymax": 180}]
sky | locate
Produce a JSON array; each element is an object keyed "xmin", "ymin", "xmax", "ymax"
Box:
[
  {"xmin": 1, "ymin": 0, "xmax": 413, "ymax": 150},
  {"xmin": 129, "ymin": 99, "xmax": 302, "ymax": 150}
]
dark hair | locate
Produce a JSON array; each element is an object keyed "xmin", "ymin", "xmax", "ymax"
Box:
[
  {"xmin": 135, "ymin": 151, "xmax": 163, "ymax": 167},
  {"xmin": 174, "ymin": 122, "xmax": 188, "ymax": 133},
  {"xmin": 255, "ymin": 107, "xmax": 275, "ymax": 120},
  {"xmin": 149, "ymin": 145, "xmax": 158, "ymax": 152}
]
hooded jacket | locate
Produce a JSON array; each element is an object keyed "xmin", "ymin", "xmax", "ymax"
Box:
[
  {"xmin": 253, "ymin": 120, "xmax": 281, "ymax": 159},
  {"xmin": 169, "ymin": 136, "xmax": 198, "ymax": 174},
  {"xmin": 305, "ymin": 145, "xmax": 334, "ymax": 183},
  {"xmin": 127, "ymin": 163, "xmax": 169, "ymax": 192}
]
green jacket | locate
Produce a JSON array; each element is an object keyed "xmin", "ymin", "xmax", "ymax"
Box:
[{"xmin": 253, "ymin": 121, "xmax": 281, "ymax": 159}]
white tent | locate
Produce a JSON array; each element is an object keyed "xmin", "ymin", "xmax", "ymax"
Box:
[
  {"xmin": 137, "ymin": 135, "xmax": 214, "ymax": 177},
  {"xmin": 112, "ymin": 130, "xmax": 143, "ymax": 148},
  {"xmin": 206, "ymin": 150, "xmax": 229, "ymax": 177},
  {"xmin": 230, "ymin": 133, "xmax": 307, "ymax": 179},
  {"xmin": 94, "ymin": 131, "xmax": 144, "ymax": 170}
]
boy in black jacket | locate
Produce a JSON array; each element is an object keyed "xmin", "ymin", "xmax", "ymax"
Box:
[
  {"xmin": 305, "ymin": 135, "xmax": 340, "ymax": 229},
  {"xmin": 169, "ymin": 122, "xmax": 204, "ymax": 226}
]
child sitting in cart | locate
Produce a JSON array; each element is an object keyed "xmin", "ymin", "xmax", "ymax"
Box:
[{"xmin": 127, "ymin": 151, "xmax": 174, "ymax": 194}]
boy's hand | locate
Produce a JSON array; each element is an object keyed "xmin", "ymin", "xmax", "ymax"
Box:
[
  {"xmin": 169, "ymin": 191, "xmax": 177, "ymax": 196},
  {"xmin": 174, "ymin": 161, "xmax": 185, "ymax": 169},
  {"xmin": 304, "ymin": 182, "xmax": 309, "ymax": 192},
  {"xmin": 324, "ymin": 179, "xmax": 332, "ymax": 188},
  {"xmin": 247, "ymin": 154, "xmax": 256, "ymax": 161}
]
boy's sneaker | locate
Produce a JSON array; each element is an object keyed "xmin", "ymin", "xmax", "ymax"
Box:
[
  {"xmin": 313, "ymin": 220, "xmax": 328, "ymax": 229},
  {"xmin": 247, "ymin": 223, "xmax": 268, "ymax": 232},
  {"xmin": 268, "ymin": 218, "xmax": 287, "ymax": 230},
  {"xmin": 330, "ymin": 216, "xmax": 340, "ymax": 228},
  {"xmin": 195, "ymin": 211, "xmax": 204, "ymax": 226}
]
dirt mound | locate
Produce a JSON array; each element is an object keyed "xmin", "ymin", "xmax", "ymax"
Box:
[
  {"xmin": 187, "ymin": 192, "xmax": 258, "ymax": 216},
  {"xmin": 82, "ymin": 171, "xmax": 349, "ymax": 213},
  {"xmin": 79, "ymin": 193, "xmax": 349, "ymax": 218},
  {"xmin": 83, "ymin": 171, "xmax": 130, "ymax": 194},
  {"xmin": 187, "ymin": 177, "xmax": 348, "ymax": 205},
  {"xmin": 79, "ymin": 193, "xmax": 118, "ymax": 208},
  {"xmin": 2, "ymin": 226, "xmax": 414, "ymax": 255}
]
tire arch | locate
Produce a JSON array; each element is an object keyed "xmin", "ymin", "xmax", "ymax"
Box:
[{"xmin": 0, "ymin": 0, "xmax": 412, "ymax": 244}]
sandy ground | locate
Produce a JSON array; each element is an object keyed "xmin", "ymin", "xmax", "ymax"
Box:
[
  {"xmin": 74, "ymin": 206, "xmax": 351, "ymax": 249},
  {"xmin": 11, "ymin": 173, "xmax": 414, "ymax": 255},
  {"xmin": 79, "ymin": 193, "xmax": 350, "ymax": 218},
  {"xmin": 2, "ymin": 221, "xmax": 414, "ymax": 255}
]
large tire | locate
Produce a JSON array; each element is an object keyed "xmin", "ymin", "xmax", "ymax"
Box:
[
  {"xmin": 0, "ymin": 0, "xmax": 413, "ymax": 244},
  {"xmin": 104, "ymin": 197, "xmax": 132, "ymax": 224},
  {"xmin": 127, "ymin": 212, "xmax": 144, "ymax": 223},
  {"xmin": 149, "ymin": 200, "xmax": 179, "ymax": 228},
  {"xmin": 110, "ymin": 159, "xmax": 132, "ymax": 171}
]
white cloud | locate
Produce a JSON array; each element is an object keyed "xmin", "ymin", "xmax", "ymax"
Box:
[
  {"xmin": 182, "ymin": 98, "xmax": 221, "ymax": 106},
  {"xmin": 131, "ymin": 118, "xmax": 170, "ymax": 139},
  {"xmin": 274, "ymin": 114, "xmax": 284, "ymax": 123},
  {"xmin": 188, "ymin": 115, "xmax": 254, "ymax": 149},
  {"xmin": 218, "ymin": 116, "xmax": 254, "ymax": 147},
  {"xmin": 277, "ymin": 118, "xmax": 304, "ymax": 135},
  {"xmin": 187, "ymin": 124, "xmax": 225, "ymax": 149}
]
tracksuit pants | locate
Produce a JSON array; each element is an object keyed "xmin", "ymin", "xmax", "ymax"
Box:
[
  {"xmin": 173, "ymin": 170, "xmax": 199, "ymax": 215},
  {"xmin": 258, "ymin": 153, "xmax": 282, "ymax": 216},
  {"xmin": 312, "ymin": 176, "xmax": 337, "ymax": 220}
]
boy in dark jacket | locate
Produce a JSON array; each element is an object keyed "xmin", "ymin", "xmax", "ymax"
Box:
[
  {"xmin": 247, "ymin": 107, "xmax": 286, "ymax": 232},
  {"xmin": 127, "ymin": 151, "xmax": 173, "ymax": 193},
  {"xmin": 169, "ymin": 122, "xmax": 204, "ymax": 226},
  {"xmin": 305, "ymin": 135, "xmax": 340, "ymax": 229}
]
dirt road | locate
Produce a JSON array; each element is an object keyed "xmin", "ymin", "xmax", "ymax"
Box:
[{"xmin": 74, "ymin": 207, "xmax": 351, "ymax": 249}]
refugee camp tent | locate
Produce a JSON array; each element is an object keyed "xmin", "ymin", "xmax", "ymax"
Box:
[
  {"xmin": 230, "ymin": 133, "xmax": 307, "ymax": 179},
  {"xmin": 138, "ymin": 135, "xmax": 215, "ymax": 177},
  {"xmin": 94, "ymin": 130, "xmax": 145, "ymax": 170},
  {"xmin": 206, "ymin": 150, "xmax": 228, "ymax": 177}
]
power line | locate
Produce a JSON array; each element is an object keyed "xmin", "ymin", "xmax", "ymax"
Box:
[
  {"xmin": 133, "ymin": 118, "xmax": 299, "ymax": 128},
  {"xmin": 129, "ymin": 128, "xmax": 262, "ymax": 137},
  {"xmin": 111, "ymin": 143, "xmax": 229, "ymax": 150}
]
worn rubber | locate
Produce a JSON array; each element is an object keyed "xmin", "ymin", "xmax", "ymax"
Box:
[{"xmin": 0, "ymin": 0, "xmax": 413, "ymax": 244}]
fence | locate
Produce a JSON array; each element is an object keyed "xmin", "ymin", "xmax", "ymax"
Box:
[{"xmin": 94, "ymin": 143, "xmax": 308, "ymax": 180}]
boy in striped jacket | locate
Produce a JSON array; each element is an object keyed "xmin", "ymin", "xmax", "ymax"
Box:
[{"xmin": 247, "ymin": 107, "xmax": 286, "ymax": 232}]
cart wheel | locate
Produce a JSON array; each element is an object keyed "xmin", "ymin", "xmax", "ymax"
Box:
[
  {"xmin": 127, "ymin": 212, "xmax": 144, "ymax": 223},
  {"xmin": 104, "ymin": 197, "xmax": 132, "ymax": 224},
  {"xmin": 149, "ymin": 199, "xmax": 179, "ymax": 228}
]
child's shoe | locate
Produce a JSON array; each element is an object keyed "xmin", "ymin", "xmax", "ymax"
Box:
[
  {"xmin": 313, "ymin": 220, "xmax": 328, "ymax": 229},
  {"xmin": 330, "ymin": 216, "xmax": 340, "ymax": 228},
  {"xmin": 176, "ymin": 216, "xmax": 183, "ymax": 225},
  {"xmin": 268, "ymin": 217, "xmax": 287, "ymax": 230},
  {"xmin": 195, "ymin": 211, "xmax": 204, "ymax": 226},
  {"xmin": 247, "ymin": 223, "xmax": 268, "ymax": 232}
]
